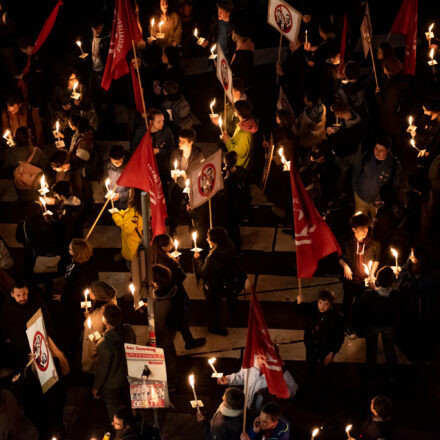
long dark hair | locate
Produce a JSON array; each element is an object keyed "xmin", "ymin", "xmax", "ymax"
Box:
[
  {"xmin": 128, "ymin": 188, "xmax": 143, "ymax": 214},
  {"xmin": 150, "ymin": 233, "xmax": 172, "ymax": 264}
]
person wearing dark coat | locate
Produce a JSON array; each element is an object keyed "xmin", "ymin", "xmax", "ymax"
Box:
[
  {"xmin": 151, "ymin": 264, "xmax": 179, "ymax": 387},
  {"xmin": 206, "ymin": 0, "xmax": 235, "ymax": 61},
  {"xmin": 338, "ymin": 213, "xmax": 380, "ymax": 337},
  {"xmin": 356, "ymin": 395, "xmax": 394, "ymax": 440},
  {"xmin": 358, "ymin": 267, "xmax": 400, "ymax": 381},
  {"xmin": 294, "ymin": 290, "xmax": 345, "ymax": 381},
  {"xmin": 375, "ymin": 57, "xmax": 411, "ymax": 138},
  {"xmin": 196, "ymin": 387, "xmax": 245, "ymax": 440},
  {"xmin": 230, "ymin": 29, "xmax": 255, "ymax": 91},
  {"xmin": 168, "ymin": 129, "xmax": 204, "ymax": 236},
  {"xmin": 62, "ymin": 239, "xmax": 98, "ymax": 354},
  {"xmin": 151, "ymin": 234, "xmax": 206, "ymax": 349},
  {"xmin": 194, "ymin": 227, "xmax": 241, "ymax": 336},
  {"xmin": 276, "ymin": 37, "xmax": 308, "ymax": 116},
  {"xmin": 92, "ymin": 305, "xmax": 136, "ymax": 421}
]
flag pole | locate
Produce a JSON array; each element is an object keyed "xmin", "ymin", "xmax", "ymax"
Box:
[
  {"xmin": 276, "ymin": 34, "xmax": 283, "ymax": 85},
  {"xmin": 242, "ymin": 367, "xmax": 250, "ymax": 432},
  {"xmin": 85, "ymin": 185, "xmax": 117, "ymax": 240},
  {"xmin": 368, "ymin": 37, "xmax": 379, "ymax": 89},
  {"xmin": 208, "ymin": 198, "xmax": 213, "ymax": 229},
  {"xmin": 132, "ymin": 40, "xmax": 149, "ymax": 130},
  {"xmin": 224, "ymin": 90, "xmax": 227, "ymax": 136}
]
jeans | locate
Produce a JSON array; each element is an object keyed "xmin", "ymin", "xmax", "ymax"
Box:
[
  {"xmin": 364, "ymin": 325, "xmax": 397, "ymax": 378},
  {"xmin": 354, "ymin": 192, "xmax": 377, "ymax": 220}
]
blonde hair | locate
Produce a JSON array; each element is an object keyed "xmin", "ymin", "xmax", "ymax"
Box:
[{"xmin": 70, "ymin": 239, "xmax": 93, "ymax": 263}]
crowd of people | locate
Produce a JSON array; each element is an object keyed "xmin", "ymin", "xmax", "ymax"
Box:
[{"xmin": 0, "ymin": 0, "xmax": 439, "ymax": 439}]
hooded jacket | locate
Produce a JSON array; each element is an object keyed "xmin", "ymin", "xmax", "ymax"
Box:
[
  {"xmin": 247, "ymin": 417, "xmax": 290, "ymax": 440},
  {"xmin": 358, "ymin": 288, "xmax": 400, "ymax": 328},
  {"xmin": 224, "ymin": 119, "xmax": 258, "ymax": 168},
  {"xmin": 112, "ymin": 208, "xmax": 143, "ymax": 261},
  {"xmin": 103, "ymin": 158, "xmax": 130, "ymax": 205},
  {"xmin": 93, "ymin": 324, "xmax": 136, "ymax": 393}
]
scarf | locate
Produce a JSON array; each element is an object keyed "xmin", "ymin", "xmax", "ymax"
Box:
[
  {"xmin": 211, "ymin": 402, "xmax": 243, "ymax": 425},
  {"xmin": 375, "ymin": 286, "xmax": 392, "ymax": 298},
  {"xmin": 239, "ymin": 118, "xmax": 259, "ymax": 133}
]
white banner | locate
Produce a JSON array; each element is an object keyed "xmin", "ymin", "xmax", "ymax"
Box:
[
  {"xmin": 189, "ymin": 149, "xmax": 224, "ymax": 209},
  {"xmin": 26, "ymin": 309, "xmax": 58, "ymax": 394},
  {"xmin": 267, "ymin": 0, "xmax": 302, "ymax": 44},
  {"xmin": 360, "ymin": 2, "xmax": 373, "ymax": 58},
  {"xmin": 125, "ymin": 343, "xmax": 168, "ymax": 409},
  {"xmin": 216, "ymin": 45, "xmax": 234, "ymax": 103}
]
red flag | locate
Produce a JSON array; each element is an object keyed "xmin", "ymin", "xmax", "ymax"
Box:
[
  {"xmin": 242, "ymin": 291, "xmax": 289, "ymax": 399},
  {"xmin": 339, "ymin": 14, "xmax": 348, "ymax": 75},
  {"xmin": 19, "ymin": 0, "xmax": 63, "ymax": 94},
  {"xmin": 130, "ymin": 63, "xmax": 144, "ymax": 114},
  {"xmin": 390, "ymin": 0, "xmax": 418, "ymax": 75},
  {"xmin": 289, "ymin": 166, "xmax": 341, "ymax": 279},
  {"xmin": 117, "ymin": 132, "xmax": 167, "ymax": 237},
  {"xmin": 101, "ymin": 0, "xmax": 142, "ymax": 91}
]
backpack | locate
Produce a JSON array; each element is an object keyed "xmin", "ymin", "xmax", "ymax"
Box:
[
  {"xmin": 13, "ymin": 148, "xmax": 43, "ymax": 190},
  {"xmin": 221, "ymin": 261, "xmax": 247, "ymax": 298}
]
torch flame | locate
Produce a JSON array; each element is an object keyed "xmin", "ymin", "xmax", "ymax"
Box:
[
  {"xmin": 408, "ymin": 116, "xmax": 413, "ymax": 125},
  {"xmin": 346, "ymin": 424, "xmax": 352, "ymax": 433},
  {"xmin": 312, "ymin": 428, "xmax": 320, "ymax": 438},
  {"xmin": 73, "ymin": 81, "xmax": 78, "ymax": 92},
  {"xmin": 174, "ymin": 159, "xmax": 178, "ymax": 170},
  {"xmin": 208, "ymin": 357, "xmax": 216, "ymax": 365},
  {"xmin": 76, "ymin": 40, "xmax": 82, "ymax": 48},
  {"xmin": 87, "ymin": 317, "xmax": 92, "ymax": 329},
  {"xmin": 189, "ymin": 374, "xmax": 195, "ymax": 387},
  {"xmin": 429, "ymin": 23, "xmax": 434, "ymax": 32},
  {"xmin": 211, "ymin": 44, "xmax": 217, "ymax": 54},
  {"xmin": 430, "ymin": 48, "xmax": 435, "ymax": 59},
  {"xmin": 210, "ymin": 98, "xmax": 216, "ymax": 112},
  {"xmin": 218, "ymin": 115, "xmax": 223, "ymax": 129},
  {"xmin": 129, "ymin": 283, "xmax": 135, "ymax": 295},
  {"xmin": 3, "ymin": 130, "xmax": 11, "ymax": 139},
  {"xmin": 192, "ymin": 231, "xmax": 197, "ymax": 242},
  {"xmin": 390, "ymin": 247, "xmax": 398, "ymax": 258},
  {"xmin": 174, "ymin": 239, "xmax": 179, "ymax": 250},
  {"xmin": 56, "ymin": 120, "xmax": 60, "ymax": 132},
  {"xmin": 194, "ymin": 27, "xmax": 198, "ymax": 38}
]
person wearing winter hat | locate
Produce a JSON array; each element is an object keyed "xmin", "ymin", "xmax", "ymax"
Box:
[{"xmin": 81, "ymin": 281, "xmax": 117, "ymax": 374}]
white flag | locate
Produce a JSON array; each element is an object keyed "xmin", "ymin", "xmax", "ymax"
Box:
[
  {"xmin": 26, "ymin": 309, "xmax": 58, "ymax": 393},
  {"xmin": 360, "ymin": 2, "xmax": 373, "ymax": 58},
  {"xmin": 267, "ymin": 0, "xmax": 302, "ymax": 44},
  {"xmin": 189, "ymin": 149, "xmax": 224, "ymax": 209},
  {"xmin": 216, "ymin": 45, "xmax": 234, "ymax": 103}
]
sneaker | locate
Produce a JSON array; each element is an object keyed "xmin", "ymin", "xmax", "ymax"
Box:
[
  {"xmin": 185, "ymin": 338, "xmax": 206, "ymax": 349},
  {"xmin": 208, "ymin": 327, "xmax": 228, "ymax": 336}
]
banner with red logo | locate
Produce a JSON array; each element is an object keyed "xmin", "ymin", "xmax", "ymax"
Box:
[
  {"xmin": 216, "ymin": 45, "xmax": 234, "ymax": 103},
  {"xmin": 188, "ymin": 150, "xmax": 224, "ymax": 209},
  {"xmin": 360, "ymin": 2, "xmax": 373, "ymax": 59},
  {"xmin": 26, "ymin": 309, "xmax": 59, "ymax": 394},
  {"xmin": 267, "ymin": 0, "xmax": 302, "ymax": 44}
]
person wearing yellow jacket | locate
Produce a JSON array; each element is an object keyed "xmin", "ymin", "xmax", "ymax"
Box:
[
  {"xmin": 112, "ymin": 189, "xmax": 143, "ymax": 262},
  {"xmin": 221, "ymin": 100, "xmax": 259, "ymax": 169}
]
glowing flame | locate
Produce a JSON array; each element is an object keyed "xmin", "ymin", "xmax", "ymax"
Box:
[
  {"xmin": 73, "ymin": 81, "xmax": 78, "ymax": 92},
  {"xmin": 390, "ymin": 247, "xmax": 398, "ymax": 259},
  {"xmin": 363, "ymin": 260, "xmax": 372, "ymax": 276},
  {"xmin": 345, "ymin": 424, "xmax": 352, "ymax": 433},
  {"xmin": 56, "ymin": 120, "xmax": 60, "ymax": 132},
  {"xmin": 193, "ymin": 27, "xmax": 198, "ymax": 38},
  {"xmin": 158, "ymin": 20, "xmax": 164, "ymax": 29},
  {"xmin": 210, "ymin": 98, "xmax": 216, "ymax": 113},
  {"xmin": 430, "ymin": 48, "xmax": 435, "ymax": 59},
  {"xmin": 189, "ymin": 374, "xmax": 195, "ymax": 387},
  {"xmin": 84, "ymin": 288, "xmax": 90, "ymax": 299},
  {"xmin": 429, "ymin": 23, "xmax": 434, "ymax": 32},
  {"xmin": 174, "ymin": 159, "xmax": 178, "ymax": 170},
  {"xmin": 208, "ymin": 357, "xmax": 216, "ymax": 365},
  {"xmin": 312, "ymin": 428, "xmax": 320, "ymax": 438},
  {"xmin": 39, "ymin": 196, "xmax": 46, "ymax": 209},
  {"xmin": 408, "ymin": 116, "xmax": 413, "ymax": 126},
  {"xmin": 192, "ymin": 231, "xmax": 197, "ymax": 243},
  {"xmin": 210, "ymin": 44, "xmax": 217, "ymax": 54},
  {"xmin": 410, "ymin": 138, "xmax": 419, "ymax": 151},
  {"xmin": 174, "ymin": 239, "xmax": 179, "ymax": 251},
  {"xmin": 151, "ymin": 18, "xmax": 155, "ymax": 27},
  {"xmin": 76, "ymin": 40, "xmax": 82, "ymax": 48},
  {"xmin": 354, "ymin": 211, "xmax": 363, "ymax": 216},
  {"xmin": 185, "ymin": 178, "xmax": 190, "ymax": 188},
  {"xmin": 87, "ymin": 317, "xmax": 92, "ymax": 329},
  {"xmin": 218, "ymin": 115, "xmax": 223, "ymax": 130},
  {"xmin": 129, "ymin": 283, "xmax": 135, "ymax": 295},
  {"xmin": 3, "ymin": 130, "xmax": 11, "ymax": 139}
]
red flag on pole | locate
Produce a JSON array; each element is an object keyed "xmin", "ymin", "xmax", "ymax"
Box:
[
  {"xmin": 101, "ymin": 0, "xmax": 142, "ymax": 91},
  {"xmin": 242, "ymin": 291, "xmax": 289, "ymax": 399},
  {"xmin": 117, "ymin": 132, "xmax": 167, "ymax": 237},
  {"xmin": 289, "ymin": 166, "xmax": 341, "ymax": 279},
  {"xmin": 339, "ymin": 14, "xmax": 348, "ymax": 75},
  {"xmin": 19, "ymin": 0, "xmax": 63, "ymax": 94},
  {"xmin": 390, "ymin": 0, "xmax": 418, "ymax": 75}
]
